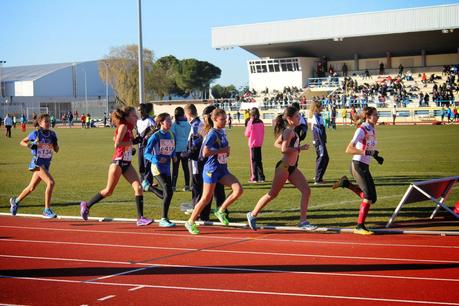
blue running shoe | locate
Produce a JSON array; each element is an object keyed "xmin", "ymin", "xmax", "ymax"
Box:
[
  {"xmin": 246, "ymin": 212, "xmax": 257, "ymax": 231},
  {"xmin": 159, "ymin": 218, "xmax": 176, "ymax": 227},
  {"xmin": 9, "ymin": 197, "xmax": 19, "ymax": 216},
  {"xmin": 43, "ymin": 208, "xmax": 57, "ymax": 219},
  {"xmin": 141, "ymin": 180, "xmax": 150, "ymax": 192},
  {"xmin": 80, "ymin": 201, "xmax": 89, "ymax": 221}
]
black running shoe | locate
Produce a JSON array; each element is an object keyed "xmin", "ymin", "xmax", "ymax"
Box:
[{"xmin": 332, "ymin": 176, "xmax": 350, "ymax": 189}]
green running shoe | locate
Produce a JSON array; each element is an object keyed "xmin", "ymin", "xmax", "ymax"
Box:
[
  {"xmin": 185, "ymin": 221, "xmax": 200, "ymax": 235},
  {"xmin": 213, "ymin": 209, "xmax": 229, "ymax": 226}
]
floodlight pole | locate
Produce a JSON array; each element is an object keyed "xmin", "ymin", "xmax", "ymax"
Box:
[
  {"xmin": 0, "ymin": 60, "xmax": 6, "ymax": 98},
  {"xmin": 137, "ymin": 0, "xmax": 145, "ymax": 106}
]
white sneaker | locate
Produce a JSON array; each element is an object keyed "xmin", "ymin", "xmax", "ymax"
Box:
[{"xmin": 298, "ymin": 221, "xmax": 318, "ymax": 230}]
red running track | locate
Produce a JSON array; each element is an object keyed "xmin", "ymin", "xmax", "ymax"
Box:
[{"xmin": 0, "ymin": 216, "xmax": 459, "ymax": 306}]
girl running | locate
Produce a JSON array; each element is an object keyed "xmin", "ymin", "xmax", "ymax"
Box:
[
  {"xmin": 332, "ymin": 106, "xmax": 384, "ymax": 235},
  {"xmin": 10, "ymin": 113, "xmax": 59, "ymax": 218},
  {"xmin": 185, "ymin": 108, "xmax": 243, "ymax": 234},
  {"xmin": 80, "ymin": 106, "xmax": 152, "ymax": 226},
  {"xmin": 247, "ymin": 106, "xmax": 316, "ymax": 231},
  {"xmin": 144, "ymin": 113, "xmax": 177, "ymax": 227}
]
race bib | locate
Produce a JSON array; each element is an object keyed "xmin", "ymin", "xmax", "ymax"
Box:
[
  {"xmin": 123, "ymin": 146, "xmax": 133, "ymax": 161},
  {"xmin": 366, "ymin": 134, "xmax": 377, "ymax": 150},
  {"xmin": 37, "ymin": 143, "xmax": 53, "ymax": 159},
  {"xmin": 159, "ymin": 139, "xmax": 175, "ymax": 156},
  {"xmin": 217, "ymin": 153, "xmax": 228, "ymax": 164}
]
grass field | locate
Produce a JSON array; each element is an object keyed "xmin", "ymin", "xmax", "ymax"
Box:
[{"xmin": 1, "ymin": 124, "xmax": 458, "ymax": 229}]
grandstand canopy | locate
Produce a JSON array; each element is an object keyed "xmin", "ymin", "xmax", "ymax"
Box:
[{"xmin": 212, "ymin": 4, "xmax": 459, "ymax": 60}]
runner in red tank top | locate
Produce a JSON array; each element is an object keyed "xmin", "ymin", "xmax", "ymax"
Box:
[{"xmin": 80, "ymin": 106, "xmax": 153, "ymax": 226}]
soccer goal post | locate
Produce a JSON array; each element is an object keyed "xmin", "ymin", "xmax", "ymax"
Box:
[
  {"xmin": 26, "ymin": 107, "xmax": 49, "ymax": 120},
  {"xmin": 386, "ymin": 176, "xmax": 459, "ymax": 228}
]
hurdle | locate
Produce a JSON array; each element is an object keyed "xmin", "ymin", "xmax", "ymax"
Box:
[{"xmin": 386, "ymin": 176, "xmax": 459, "ymax": 228}]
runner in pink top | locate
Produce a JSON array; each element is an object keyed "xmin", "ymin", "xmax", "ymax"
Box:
[{"xmin": 244, "ymin": 108, "xmax": 265, "ymax": 183}]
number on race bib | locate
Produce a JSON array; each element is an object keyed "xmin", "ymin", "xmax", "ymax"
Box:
[
  {"xmin": 37, "ymin": 144, "xmax": 53, "ymax": 159},
  {"xmin": 123, "ymin": 146, "xmax": 133, "ymax": 161},
  {"xmin": 159, "ymin": 139, "xmax": 175, "ymax": 156}
]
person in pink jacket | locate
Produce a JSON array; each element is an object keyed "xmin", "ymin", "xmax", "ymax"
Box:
[{"xmin": 245, "ymin": 107, "xmax": 266, "ymax": 183}]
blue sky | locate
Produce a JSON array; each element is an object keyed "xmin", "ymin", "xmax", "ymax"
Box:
[{"xmin": 1, "ymin": 0, "xmax": 457, "ymax": 87}]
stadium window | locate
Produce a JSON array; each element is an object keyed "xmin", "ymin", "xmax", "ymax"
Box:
[
  {"xmin": 274, "ymin": 64, "xmax": 280, "ymax": 72},
  {"xmin": 250, "ymin": 66, "xmax": 256, "ymax": 73},
  {"xmin": 268, "ymin": 64, "xmax": 274, "ymax": 72}
]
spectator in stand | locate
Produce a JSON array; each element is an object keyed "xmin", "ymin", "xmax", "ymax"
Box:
[
  {"xmin": 245, "ymin": 107, "xmax": 265, "ymax": 183},
  {"xmin": 342, "ymin": 63, "xmax": 348, "ymax": 77},
  {"xmin": 171, "ymin": 107, "xmax": 191, "ymax": 192},
  {"xmin": 4, "ymin": 114, "xmax": 13, "ymax": 138},
  {"xmin": 421, "ymin": 72, "xmax": 427, "ymax": 84},
  {"xmin": 379, "ymin": 62, "xmax": 385, "ymax": 75},
  {"xmin": 398, "ymin": 64, "xmax": 404, "ymax": 76}
]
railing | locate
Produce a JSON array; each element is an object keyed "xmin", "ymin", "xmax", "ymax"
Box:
[{"xmin": 307, "ymin": 77, "xmax": 340, "ymax": 88}]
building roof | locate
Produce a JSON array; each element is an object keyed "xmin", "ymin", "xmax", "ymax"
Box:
[
  {"xmin": 212, "ymin": 4, "xmax": 459, "ymax": 60},
  {"xmin": 2, "ymin": 62, "xmax": 74, "ymax": 82}
]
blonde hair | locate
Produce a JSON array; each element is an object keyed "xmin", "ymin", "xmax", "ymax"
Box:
[
  {"xmin": 308, "ymin": 100, "xmax": 322, "ymax": 118},
  {"xmin": 202, "ymin": 108, "xmax": 226, "ymax": 136}
]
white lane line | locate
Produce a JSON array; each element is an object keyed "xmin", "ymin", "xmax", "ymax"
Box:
[
  {"xmin": 1, "ymin": 275, "xmax": 458, "ymax": 305},
  {"xmin": 86, "ymin": 266, "xmax": 155, "ymax": 282},
  {"xmin": 97, "ymin": 295, "xmax": 115, "ymax": 301},
  {"xmin": 128, "ymin": 286, "xmax": 144, "ymax": 291},
  {"xmin": 1, "ymin": 224, "xmax": 458, "ymax": 249},
  {"xmin": 1, "ymin": 254, "xmax": 458, "ymax": 283},
  {"xmin": 2, "ymin": 238, "xmax": 459, "ymax": 264}
]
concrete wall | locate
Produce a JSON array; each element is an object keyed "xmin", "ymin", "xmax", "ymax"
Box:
[{"xmin": 34, "ymin": 66, "xmax": 73, "ymax": 97}]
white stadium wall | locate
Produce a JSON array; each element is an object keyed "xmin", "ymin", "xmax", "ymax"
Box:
[
  {"xmin": 34, "ymin": 66, "xmax": 73, "ymax": 97},
  {"xmin": 14, "ymin": 81, "xmax": 34, "ymax": 96}
]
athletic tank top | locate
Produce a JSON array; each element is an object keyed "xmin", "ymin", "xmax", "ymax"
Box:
[{"xmin": 113, "ymin": 124, "xmax": 134, "ymax": 161}]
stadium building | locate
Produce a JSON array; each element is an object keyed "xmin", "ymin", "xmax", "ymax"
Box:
[
  {"xmin": 212, "ymin": 4, "xmax": 459, "ymax": 93},
  {"xmin": 0, "ymin": 61, "xmax": 114, "ymax": 119}
]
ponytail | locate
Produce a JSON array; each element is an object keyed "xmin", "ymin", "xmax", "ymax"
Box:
[
  {"xmin": 273, "ymin": 114, "xmax": 287, "ymax": 137},
  {"xmin": 201, "ymin": 108, "xmax": 226, "ymax": 136},
  {"xmin": 274, "ymin": 106, "xmax": 298, "ymax": 137},
  {"xmin": 34, "ymin": 113, "xmax": 50, "ymax": 128}
]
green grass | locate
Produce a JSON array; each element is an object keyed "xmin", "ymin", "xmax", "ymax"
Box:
[{"xmin": 1, "ymin": 124, "xmax": 458, "ymax": 229}]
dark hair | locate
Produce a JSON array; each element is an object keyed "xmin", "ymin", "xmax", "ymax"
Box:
[
  {"xmin": 184, "ymin": 104, "xmax": 198, "ymax": 117},
  {"xmin": 111, "ymin": 106, "xmax": 135, "ymax": 127},
  {"xmin": 155, "ymin": 113, "xmax": 171, "ymax": 126},
  {"xmin": 291, "ymin": 102, "xmax": 300, "ymax": 110},
  {"xmin": 34, "ymin": 113, "xmax": 50, "ymax": 128},
  {"xmin": 360, "ymin": 106, "xmax": 378, "ymax": 121},
  {"xmin": 202, "ymin": 105, "xmax": 217, "ymax": 116},
  {"xmin": 138, "ymin": 103, "xmax": 152, "ymax": 118},
  {"xmin": 250, "ymin": 107, "xmax": 260, "ymax": 120},
  {"xmin": 174, "ymin": 107, "xmax": 185, "ymax": 121},
  {"xmin": 274, "ymin": 106, "xmax": 298, "ymax": 137}
]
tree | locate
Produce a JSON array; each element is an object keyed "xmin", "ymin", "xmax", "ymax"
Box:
[
  {"xmin": 177, "ymin": 59, "xmax": 221, "ymax": 98},
  {"xmin": 211, "ymin": 84, "xmax": 238, "ymax": 99},
  {"xmin": 147, "ymin": 55, "xmax": 183, "ymax": 100},
  {"xmin": 99, "ymin": 44, "xmax": 154, "ymax": 106}
]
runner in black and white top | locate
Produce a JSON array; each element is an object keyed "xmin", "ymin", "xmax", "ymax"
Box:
[{"xmin": 332, "ymin": 106, "xmax": 384, "ymax": 235}]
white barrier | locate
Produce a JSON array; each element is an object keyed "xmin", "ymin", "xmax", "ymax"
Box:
[{"xmin": 386, "ymin": 176, "xmax": 459, "ymax": 228}]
